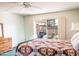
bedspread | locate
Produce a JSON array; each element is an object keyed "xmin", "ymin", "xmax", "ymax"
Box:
[{"xmin": 16, "ymin": 39, "xmax": 78, "ymax": 56}]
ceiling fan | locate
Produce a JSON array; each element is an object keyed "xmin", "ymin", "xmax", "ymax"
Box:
[
  {"xmin": 14, "ymin": 2, "xmax": 41, "ymax": 9},
  {"xmin": 5, "ymin": 2, "xmax": 43, "ymax": 14},
  {"xmin": 22, "ymin": 2, "xmax": 32, "ymax": 8}
]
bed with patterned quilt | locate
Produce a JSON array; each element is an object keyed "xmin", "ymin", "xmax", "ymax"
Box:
[{"xmin": 15, "ymin": 39, "xmax": 79, "ymax": 56}]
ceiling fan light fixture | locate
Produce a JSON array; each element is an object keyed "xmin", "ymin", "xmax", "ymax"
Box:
[{"xmin": 23, "ymin": 2, "xmax": 31, "ymax": 8}]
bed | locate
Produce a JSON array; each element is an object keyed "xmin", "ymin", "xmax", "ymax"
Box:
[{"xmin": 15, "ymin": 39, "xmax": 78, "ymax": 56}]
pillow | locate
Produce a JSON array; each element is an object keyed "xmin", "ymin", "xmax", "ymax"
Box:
[
  {"xmin": 18, "ymin": 45, "xmax": 33, "ymax": 56},
  {"xmin": 63, "ymin": 49, "xmax": 77, "ymax": 56},
  {"xmin": 71, "ymin": 32, "xmax": 79, "ymax": 50}
]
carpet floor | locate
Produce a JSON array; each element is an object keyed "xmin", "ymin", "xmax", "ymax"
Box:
[{"xmin": 0, "ymin": 47, "xmax": 16, "ymax": 56}]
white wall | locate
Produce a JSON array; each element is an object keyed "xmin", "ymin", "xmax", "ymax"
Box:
[
  {"xmin": 24, "ymin": 16, "xmax": 34, "ymax": 40},
  {"xmin": 0, "ymin": 12, "xmax": 26, "ymax": 47}
]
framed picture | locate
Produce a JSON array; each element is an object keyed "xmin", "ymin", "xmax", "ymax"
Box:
[{"xmin": 47, "ymin": 19, "xmax": 55, "ymax": 28}]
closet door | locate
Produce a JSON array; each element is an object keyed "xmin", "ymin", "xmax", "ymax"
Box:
[{"xmin": 58, "ymin": 16, "xmax": 66, "ymax": 40}]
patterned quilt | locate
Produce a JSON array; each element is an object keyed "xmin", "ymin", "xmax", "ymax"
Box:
[{"xmin": 16, "ymin": 39, "xmax": 78, "ymax": 56}]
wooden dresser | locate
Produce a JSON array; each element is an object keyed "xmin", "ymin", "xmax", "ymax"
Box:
[{"xmin": 0, "ymin": 37, "xmax": 12, "ymax": 53}]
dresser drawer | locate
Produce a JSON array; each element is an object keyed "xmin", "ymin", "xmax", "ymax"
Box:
[
  {"xmin": 0, "ymin": 47, "xmax": 10, "ymax": 52},
  {"xmin": 0, "ymin": 40, "xmax": 11, "ymax": 44},
  {"xmin": 0, "ymin": 38, "xmax": 12, "ymax": 53}
]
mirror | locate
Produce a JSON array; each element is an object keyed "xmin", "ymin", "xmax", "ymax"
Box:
[{"xmin": 0, "ymin": 23, "xmax": 4, "ymax": 37}]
